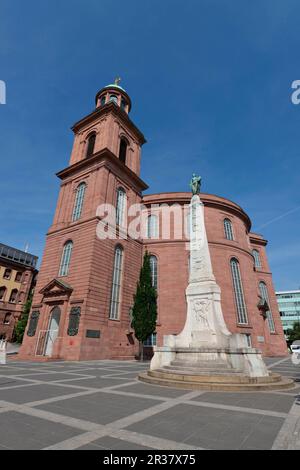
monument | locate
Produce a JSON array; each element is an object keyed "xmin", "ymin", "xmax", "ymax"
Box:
[{"xmin": 139, "ymin": 175, "xmax": 294, "ymax": 391}]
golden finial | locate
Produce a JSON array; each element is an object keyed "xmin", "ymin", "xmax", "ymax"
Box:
[{"xmin": 114, "ymin": 76, "xmax": 121, "ymax": 86}]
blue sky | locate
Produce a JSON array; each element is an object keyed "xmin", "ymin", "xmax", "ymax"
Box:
[{"xmin": 0, "ymin": 0, "xmax": 299, "ymax": 290}]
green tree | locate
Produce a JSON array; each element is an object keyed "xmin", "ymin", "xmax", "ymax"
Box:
[
  {"xmin": 286, "ymin": 321, "xmax": 300, "ymax": 347},
  {"xmin": 14, "ymin": 294, "xmax": 33, "ymax": 344},
  {"xmin": 131, "ymin": 252, "xmax": 157, "ymax": 361}
]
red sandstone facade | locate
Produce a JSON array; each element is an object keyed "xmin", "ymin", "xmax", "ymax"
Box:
[{"xmin": 19, "ymin": 82, "xmax": 287, "ymax": 361}]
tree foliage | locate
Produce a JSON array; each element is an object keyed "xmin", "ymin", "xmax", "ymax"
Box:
[
  {"xmin": 14, "ymin": 294, "xmax": 33, "ymax": 344},
  {"xmin": 286, "ymin": 321, "xmax": 300, "ymax": 346},
  {"xmin": 131, "ymin": 252, "xmax": 157, "ymax": 360}
]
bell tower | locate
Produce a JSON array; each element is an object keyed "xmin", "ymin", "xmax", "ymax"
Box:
[{"xmin": 19, "ymin": 79, "xmax": 148, "ymax": 361}]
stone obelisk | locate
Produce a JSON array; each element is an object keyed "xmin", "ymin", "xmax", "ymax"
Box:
[{"xmin": 149, "ymin": 174, "xmax": 270, "ymax": 378}]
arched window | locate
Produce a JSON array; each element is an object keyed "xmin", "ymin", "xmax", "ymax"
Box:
[
  {"xmin": 100, "ymin": 95, "xmax": 106, "ymax": 106},
  {"xmin": 149, "ymin": 255, "xmax": 158, "ymax": 289},
  {"xmin": 0, "ymin": 286, "xmax": 6, "ymax": 300},
  {"xmin": 109, "ymin": 94, "xmax": 118, "ymax": 104},
  {"xmin": 9, "ymin": 289, "xmax": 18, "ymax": 303},
  {"xmin": 3, "ymin": 268, "xmax": 11, "ymax": 280},
  {"xmin": 252, "ymin": 249, "xmax": 261, "ymax": 269},
  {"xmin": 15, "ymin": 271, "xmax": 22, "ymax": 282},
  {"xmin": 230, "ymin": 258, "xmax": 248, "ymax": 324},
  {"xmin": 116, "ymin": 187, "xmax": 126, "ymax": 227},
  {"xmin": 3, "ymin": 313, "xmax": 11, "ymax": 325},
  {"xmin": 86, "ymin": 133, "xmax": 96, "ymax": 158},
  {"xmin": 59, "ymin": 241, "xmax": 73, "ymax": 277},
  {"xmin": 147, "ymin": 215, "xmax": 159, "ymax": 239},
  {"xmin": 72, "ymin": 182, "xmax": 86, "ymax": 221},
  {"xmin": 109, "ymin": 246, "xmax": 124, "ymax": 320},
  {"xmin": 119, "ymin": 138, "xmax": 128, "ymax": 164},
  {"xmin": 259, "ymin": 281, "xmax": 275, "ymax": 333},
  {"xmin": 224, "ymin": 218, "xmax": 234, "ymax": 240},
  {"xmin": 121, "ymin": 98, "xmax": 127, "ymax": 111}
]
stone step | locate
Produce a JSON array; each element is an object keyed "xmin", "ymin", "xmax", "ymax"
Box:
[
  {"xmin": 139, "ymin": 372, "xmax": 295, "ymax": 392},
  {"xmin": 170, "ymin": 361, "xmax": 229, "ymax": 369},
  {"xmin": 149, "ymin": 369, "xmax": 282, "ymax": 384},
  {"xmin": 164, "ymin": 365, "xmax": 244, "ymax": 375},
  {"xmin": 164, "ymin": 362, "xmax": 237, "ymax": 371}
]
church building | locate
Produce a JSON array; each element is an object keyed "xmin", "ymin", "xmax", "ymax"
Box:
[{"xmin": 19, "ymin": 80, "xmax": 288, "ymax": 361}]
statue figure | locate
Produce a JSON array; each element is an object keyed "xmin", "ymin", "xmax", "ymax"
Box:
[
  {"xmin": 114, "ymin": 76, "xmax": 121, "ymax": 86},
  {"xmin": 190, "ymin": 173, "xmax": 201, "ymax": 195}
]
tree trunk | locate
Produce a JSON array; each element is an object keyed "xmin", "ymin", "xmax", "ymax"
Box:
[{"xmin": 139, "ymin": 341, "xmax": 144, "ymax": 361}]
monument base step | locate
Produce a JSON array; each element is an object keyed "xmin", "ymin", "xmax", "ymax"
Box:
[{"xmin": 139, "ymin": 371, "xmax": 294, "ymax": 391}]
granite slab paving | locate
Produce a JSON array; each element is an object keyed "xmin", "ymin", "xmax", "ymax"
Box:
[{"xmin": 0, "ymin": 358, "xmax": 298, "ymax": 450}]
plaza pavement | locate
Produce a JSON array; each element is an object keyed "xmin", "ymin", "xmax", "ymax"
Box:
[{"xmin": 0, "ymin": 356, "xmax": 299, "ymax": 450}]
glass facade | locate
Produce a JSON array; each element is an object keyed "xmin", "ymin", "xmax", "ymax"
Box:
[
  {"xmin": 276, "ymin": 290, "xmax": 300, "ymax": 337},
  {"xmin": 0, "ymin": 243, "xmax": 38, "ymax": 268}
]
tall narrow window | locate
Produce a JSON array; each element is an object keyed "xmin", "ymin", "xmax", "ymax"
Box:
[
  {"xmin": 15, "ymin": 271, "xmax": 22, "ymax": 282},
  {"xmin": 72, "ymin": 182, "xmax": 86, "ymax": 221},
  {"xmin": 116, "ymin": 188, "xmax": 126, "ymax": 227},
  {"xmin": 59, "ymin": 241, "xmax": 73, "ymax": 277},
  {"xmin": 149, "ymin": 255, "xmax": 158, "ymax": 290},
  {"xmin": 109, "ymin": 94, "xmax": 118, "ymax": 104},
  {"xmin": 0, "ymin": 286, "xmax": 6, "ymax": 301},
  {"xmin": 3, "ymin": 313, "xmax": 11, "ymax": 325},
  {"xmin": 259, "ymin": 281, "xmax": 275, "ymax": 333},
  {"xmin": 147, "ymin": 215, "xmax": 159, "ymax": 239},
  {"xmin": 252, "ymin": 249, "xmax": 261, "ymax": 269},
  {"xmin": 109, "ymin": 246, "xmax": 124, "ymax": 320},
  {"xmin": 230, "ymin": 258, "xmax": 248, "ymax": 324},
  {"xmin": 86, "ymin": 133, "xmax": 96, "ymax": 158},
  {"xmin": 224, "ymin": 218, "xmax": 234, "ymax": 240},
  {"xmin": 3, "ymin": 269, "xmax": 11, "ymax": 280},
  {"xmin": 121, "ymin": 98, "xmax": 127, "ymax": 111},
  {"xmin": 119, "ymin": 138, "xmax": 128, "ymax": 164},
  {"xmin": 100, "ymin": 95, "xmax": 106, "ymax": 106},
  {"xmin": 9, "ymin": 289, "xmax": 18, "ymax": 303}
]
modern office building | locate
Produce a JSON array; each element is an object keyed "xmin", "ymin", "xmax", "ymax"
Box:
[
  {"xmin": 276, "ymin": 290, "xmax": 300, "ymax": 337},
  {"xmin": 0, "ymin": 243, "xmax": 38, "ymax": 341}
]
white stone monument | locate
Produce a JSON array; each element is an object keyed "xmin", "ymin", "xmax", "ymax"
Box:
[
  {"xmin": 139, "ymin": 176, "xmax": 293, "ymax": 390},
  {"xmin": 0, "ymin": 339, "xmax": 7, "ymax": 365}
]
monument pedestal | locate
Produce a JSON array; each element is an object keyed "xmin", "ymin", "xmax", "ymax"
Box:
[{"xmin": 139, "ymin": 193, "xmax": 294, "ymax": 391}]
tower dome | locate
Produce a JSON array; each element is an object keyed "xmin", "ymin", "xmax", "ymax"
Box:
[{"xmin": 95, "ymin": 77, "xmax": 132, "ymax": 113}]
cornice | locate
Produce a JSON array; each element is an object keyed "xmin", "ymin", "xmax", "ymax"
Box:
[
  {"xmin": 56, "ymin": 147, "xmax": 148, "ymax": 193},
  {"xmin": 142, "ymin": 192, "xmax": 252, "ymax": 232},
  {"xmin": 71, "ymin": 102, "xmax": 146, "ymax": 145}
]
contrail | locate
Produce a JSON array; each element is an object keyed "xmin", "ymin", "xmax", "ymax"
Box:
[{"xmin": 256, "ymin": 205, "xmax": 300, "ymax": 230}]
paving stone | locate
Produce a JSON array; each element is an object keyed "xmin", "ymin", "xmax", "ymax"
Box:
[
  {"xmin": 37, "ymin": 392, "xmax": 158, "ymax": 425},
  {"xmin": 16, "ymin": 373, "xmax": 91, "ymax": 382},
  {"xmin": 56, "ymin": 378, "xmax": 131, "ymax": 389},
  {"xmin": 0, "ymin": 384, "xmax": 80, "ymax": 404},
  {"xmin": 0, "ymin": 378, "xmax": 19, "ymax": 387},
  {"xmin": 78, "ymin": 436, "xmax": 154, "ymax": 450},
  {"xmin": 0, "ymin": 368, "xmax": 29, "ymax": 376},
  {"xmin": 193, "ymin": 391, "xmax": 295, "ymax": 413},
  {"xmin": 115, "ymin": 382, "xmax": 191, "ymax": 398},
  {"xmin": 126, "ymin": 403, "xmax": 284, "ymax": 450},
  {"xmin": 0, "ymin": 411, "xmax": 81, "ymax": 450}
]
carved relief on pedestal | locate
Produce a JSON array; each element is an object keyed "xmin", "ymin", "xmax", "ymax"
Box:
[{"xmin": 192, "ymin": 298, "xmax": 212, "ymax": 331}]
